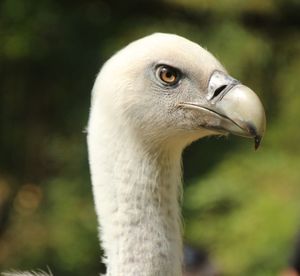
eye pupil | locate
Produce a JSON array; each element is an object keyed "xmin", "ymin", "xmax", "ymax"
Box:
[{"xmin": 166, "ymin": 71, "xmax": 172, "ymax": 78}]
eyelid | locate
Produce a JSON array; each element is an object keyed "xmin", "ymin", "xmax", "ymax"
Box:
[{"xmin": 155, "ymin": 63, "xmax": 181, "ymax": 73}]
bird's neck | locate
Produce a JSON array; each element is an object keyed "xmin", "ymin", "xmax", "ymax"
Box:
[{"xmin": 88, "ymin": 123, "xmax": 184, "ymax": 276}]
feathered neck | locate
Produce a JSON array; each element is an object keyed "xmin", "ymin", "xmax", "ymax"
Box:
[{"xmin": 87, "ymin": 105, "xmax": 184, "ymax": 275}]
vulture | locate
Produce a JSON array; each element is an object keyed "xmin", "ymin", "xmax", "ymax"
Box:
[{"xmin": 3, "ymin": 33, "xmax": 266, "ymax": 276}]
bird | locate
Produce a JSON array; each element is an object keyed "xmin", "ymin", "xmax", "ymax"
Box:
[{"xmin": 3, "ymin": 33, "xmax": 266, "ymax": 276}]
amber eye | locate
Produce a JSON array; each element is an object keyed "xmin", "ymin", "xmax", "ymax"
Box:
[{"xmin": 156, "ymin": 65, "xmax": 180, "ymax": 86}]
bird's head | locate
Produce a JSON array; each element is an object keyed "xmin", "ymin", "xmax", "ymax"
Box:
[{"xmin": 92, "ymin": 33, "xmax": 266, "ymax": 150}]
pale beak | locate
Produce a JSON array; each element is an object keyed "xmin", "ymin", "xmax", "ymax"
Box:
[
  {"xmin": 178, "ymin": 70, "xmax": 266, "ymax": 149},
  {"xmin": 211, "ymin": 83, "xmax": 266, "ymax": 149}
]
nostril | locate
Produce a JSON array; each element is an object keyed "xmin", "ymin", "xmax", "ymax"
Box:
[{"xmin": 213, "ymin": 85, "xmax": 227, "ymax": 99}]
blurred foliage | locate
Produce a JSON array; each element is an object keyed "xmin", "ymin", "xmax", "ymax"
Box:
[{"xmin": 0, "ymin": 0, "xmax": 300, "ymax": 275}]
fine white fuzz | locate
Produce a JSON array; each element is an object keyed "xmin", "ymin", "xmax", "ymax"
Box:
[
  {"xmin": 87, "ymin": 33, "xmax": 224, "ymax": 276},
  {"xmin": 2, "ymin": 269, "xmax": 52, "ymax": 276}
]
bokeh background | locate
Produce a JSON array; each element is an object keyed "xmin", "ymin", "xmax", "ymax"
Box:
[{"xmin": 1, "ymin": 0, "xmax": 300, "ymax": 275}]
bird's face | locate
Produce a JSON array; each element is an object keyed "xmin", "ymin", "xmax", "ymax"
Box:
[{"xmin": 99, "ymin": 33, "xmax": 266, "ymax": 149}]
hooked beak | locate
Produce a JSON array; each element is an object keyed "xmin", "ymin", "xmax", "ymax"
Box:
[{"xmin": 178, "ymin": 70, "xmax": 266, "ymax": 149}]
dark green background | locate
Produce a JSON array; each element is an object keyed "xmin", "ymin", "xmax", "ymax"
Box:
[{"xmin": 1, "ymin": 0, "xmax": 300, "ymax": 275}]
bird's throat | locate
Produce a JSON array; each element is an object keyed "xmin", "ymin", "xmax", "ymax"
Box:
[{"xmin": 88, "ymin": 126, "xmax": 184, "ymax": 276}]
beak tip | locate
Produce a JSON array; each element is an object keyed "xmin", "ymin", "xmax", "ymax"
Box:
[
  {"xmin": 245, "ymin": 123, "xmax": 264, "ymax": 150},
  {"xmin": 254, "ymin": 135, "xmax": 262, "ymax": 150}
]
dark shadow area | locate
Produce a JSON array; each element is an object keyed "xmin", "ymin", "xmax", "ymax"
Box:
[{"xmin": 183, "ymin": 136, "xmax": 241, "ymax": 183}]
